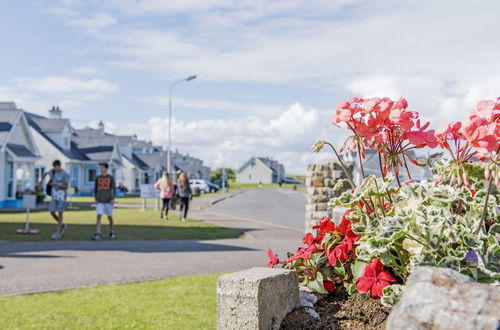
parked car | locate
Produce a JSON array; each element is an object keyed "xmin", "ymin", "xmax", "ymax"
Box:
[
  {"xmin": 207, "ymin": 181, "xmax": 220, "ymax": 193},
  {"xmin": 189, "ymin": 179, "xmax": 210, "ymax": 194},
  {"xmin": 281, "ymin": 177, "xmax": 303, "ymax": 184}
]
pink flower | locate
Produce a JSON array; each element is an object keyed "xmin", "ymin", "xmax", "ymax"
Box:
[
  {"xmin": 356, "ymin": 259, "xmax": 395, "ymax": 299},
  {"xmin": 266, "ymin": 249, "xmax": 279, "ymax": 268}
]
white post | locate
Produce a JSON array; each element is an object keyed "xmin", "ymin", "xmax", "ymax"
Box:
[{"xmin": 25, "ymin": 207, "xmax": 30, "ymax": 230}]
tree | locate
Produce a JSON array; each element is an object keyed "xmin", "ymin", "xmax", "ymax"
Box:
[{"xmin": 210, "ymin": 168, "xmax": 235, "ymax": 183}]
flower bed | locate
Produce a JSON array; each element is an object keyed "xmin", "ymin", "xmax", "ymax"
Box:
[{"xmin": 267, "ymin": 96, "xmax": 500, "ymax": 319}]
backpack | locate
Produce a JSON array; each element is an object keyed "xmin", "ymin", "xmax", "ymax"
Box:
[{"xmin": 45, "ymin": 170, "xmax": 54, "ymax": 196}]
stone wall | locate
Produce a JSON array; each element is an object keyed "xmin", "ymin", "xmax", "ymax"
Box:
[{"xmin": 305, "ymin": 159, "xmax": 353, "ymax": 233}]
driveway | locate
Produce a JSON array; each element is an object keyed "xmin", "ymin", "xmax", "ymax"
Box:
[{"xmin": 0, "ymin": 188, "xmax": 306, "ymax": 295}]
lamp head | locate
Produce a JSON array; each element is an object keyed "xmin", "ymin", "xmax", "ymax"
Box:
[{"xmin": 186, "ymin": 75, "xmax": 197, "ymax": 81}]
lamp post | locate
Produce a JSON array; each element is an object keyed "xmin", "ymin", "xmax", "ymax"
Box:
[{"xmin": 167, "ymin": 75, "xmax": 196, "ymax": 177}]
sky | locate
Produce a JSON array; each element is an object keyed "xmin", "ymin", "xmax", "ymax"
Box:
[{"xmin": 1, "ymin": 0, "xmax": 499, "ymax": 174}]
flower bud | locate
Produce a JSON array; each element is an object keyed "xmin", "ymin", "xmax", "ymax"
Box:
[{"xmin": 312, "ymin": 139, "xmax": 326, "ymax": 153}]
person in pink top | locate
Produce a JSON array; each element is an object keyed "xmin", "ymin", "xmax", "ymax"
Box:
[{"xmin": 154, "ymin": 171, "xmax": 175, "ymax": 220}]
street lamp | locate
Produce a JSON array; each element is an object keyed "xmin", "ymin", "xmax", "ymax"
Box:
[{"xmin": 167, "ymin": 75, "xmax": 197, "ymax": 177}]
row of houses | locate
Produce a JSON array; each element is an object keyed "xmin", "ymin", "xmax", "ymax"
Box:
[{"xmin": 0, "ymin": 102, "xmax": 210, "ymax": 208}]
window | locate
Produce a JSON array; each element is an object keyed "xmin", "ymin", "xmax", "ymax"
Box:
[
  {"xmin": 7, "ymin": 161, "xmax": 14, "ymax": 198},
  {"xmin": 63, "ymin": 136, "xmax": 69, "ymax": 148},
  {"xmin": 15, "ymin": 162, "xmax": 32, "ymax": 197},
  {"xmin": 87, "ymin": 168, "xmax": 97, "ymax": 182},
  {"xmin": 250, "ymin": 161, "xmax": 256, "ymax": 167},
  {"xmin": 144, "ymin": 172, "xmax": 150, "ymax": 184},
  {"xmin": 249, "ymin": 174, "xmax": 252, "ymax": 180},
  {"xmin": 35, "ymin": 167, "xmax": 45, "ymax": 184}
]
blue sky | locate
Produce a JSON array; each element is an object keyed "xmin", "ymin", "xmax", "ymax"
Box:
[{"xmin": 1, "ymin": 1, "xmax": 499, "ymax": 173}]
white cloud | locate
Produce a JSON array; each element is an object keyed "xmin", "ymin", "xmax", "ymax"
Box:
[
  {"xmin": 15, "ymin": 76, "xmax": 118, "ymax": 94},
  {"xmin": 105, "ymin": 103, "xmax": 336, "ymax": 174},
  {"xmin": 69, "ymin": 13, "xmax": 117, "ymax": 35},
  {"xmin": 73, "ymin": 66, "xmax": 100, "ymax": 75},
  {"xmin": 143, "ymin": 96, "xmax": 288, "ymax": 117},
  {"xmin": 0, "ymin": 76, "xmax": 119, "ymax": 116}
]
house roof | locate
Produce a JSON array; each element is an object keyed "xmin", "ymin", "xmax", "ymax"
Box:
[
  {"xmin": 238, "ymin": 156, "xmax": 284, "ymax": 173},
  {"xmin": 7, "ymin": 143, "xmax": 38, "ymax": 158},
  {"xmin": 123, "ymin": 153, "xmax": 149, "ymax": 170},
  {"xmin": 25, "ymin": 112, "xmax": 90, "ymax": 161},
  {"xmin": 0, "ymin": 109, "xmax": 22, "ymax": 146},
  {"xmin": 135, "ymin": 153, "xmax": 164, "ymax": 169},
  {"xmin": 29, "ymin": 117, "xmax": 69, "ymax": 132}
]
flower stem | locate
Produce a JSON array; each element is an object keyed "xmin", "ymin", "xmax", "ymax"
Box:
[
  {"xmin": 378, "ymin": 151, "xmax": 385, "ymax": 178},
  {"xmin": 357, "ymin": 142, "xmax": 366, "ymax": 179},
  {"xmin": 474, "ymin": 174, "xmax": 494, "ymax": 235},
  {"xmin": 325, "ymin": 142, "xmax": 356, "ymax": 188}
]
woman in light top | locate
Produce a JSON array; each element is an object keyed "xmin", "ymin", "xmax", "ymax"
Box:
[{"xmin": 154, "ymin": 171, "xmax": 175, "ymax": 220}]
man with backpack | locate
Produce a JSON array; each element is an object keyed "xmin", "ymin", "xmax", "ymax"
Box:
[
  {"xmin": 41, "ymin": 160, "xmax": 70, "ymax": 240},
  {"xmin": 92, "ymin": 162, "xmax": 116, "ymax": 241}
]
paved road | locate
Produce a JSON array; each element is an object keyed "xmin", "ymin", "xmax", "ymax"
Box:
[{"xmin": 0, "ymin": 188, "xmax": 306, "ymax": 295}]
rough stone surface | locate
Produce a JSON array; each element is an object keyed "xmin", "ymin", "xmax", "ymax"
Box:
[
  {"xmin": 305, "ymin": 158, "xmax": 353, "ymax": 233},
  {"xmin": 387, "ymin": 267, "xmax": 500, "ymax": 330},
  {"xmin": 217, "ymin": 267, "xmax": 299, "ymax": 330}
]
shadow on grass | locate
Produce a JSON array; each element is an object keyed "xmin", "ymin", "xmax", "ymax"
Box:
[{"xmin": 0, "ymin": 222, "xmax": 243, "ymax": 244}]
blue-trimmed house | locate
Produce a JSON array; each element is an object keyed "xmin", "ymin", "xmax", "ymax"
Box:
[
  {"xmin": 26, "ymin": 107, "xmax": 123, "ymax": 196},
  {"xmin": 0, "ymin": 102, "xmax": 40, "ymax": 207}
]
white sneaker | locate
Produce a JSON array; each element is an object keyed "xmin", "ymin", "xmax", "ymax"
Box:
[{"xmin": 51, "ymin": 232, "xmax": 61, "ymax": 240}]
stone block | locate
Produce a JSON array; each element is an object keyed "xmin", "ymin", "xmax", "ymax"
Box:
[
  {"xmin": 316, "ymin": 203, "xmax": 328, "ymax": 211},
  {"xmin": 312, "ymin": 177, "xmax": 324, "ymax": 187},
  {"xmin": 217, "ymin": 267, "xmax": 299, "ymax": 330},
  {"xmin": 387, "ymin": 267, "xmax": 500, "ymax": 330}
]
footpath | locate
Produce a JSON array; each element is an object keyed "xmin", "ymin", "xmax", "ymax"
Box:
[{"xmin": 0, "ymin": 189, "xmax": 303, "ymax": 295}]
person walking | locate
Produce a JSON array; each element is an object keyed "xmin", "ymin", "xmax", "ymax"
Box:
[
  {"xmin": 41, "ymin": 160, "xmax": 70, "ymax": 240},
  {"xmin": 177, "ymin": 172, "xmax": 192, "ymax": 221},
  {"xmin": 92, "ymin": 162, "xmax": 116, "ymax": 241},
  {"xmin": 154, "ymin": 171, "xmax": 174, "ymax": 220}
]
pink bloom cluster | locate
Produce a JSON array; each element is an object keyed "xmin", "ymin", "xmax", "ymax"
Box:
[
  {"xmin": 332, "ymin": 97, "xmax": 436, "ymax": 177},
  {"xmin": 435, "ymin": 98, "xmax": 499, "ymax": 170}
]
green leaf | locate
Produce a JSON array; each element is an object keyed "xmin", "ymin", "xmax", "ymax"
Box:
[
  {"xmin": 351, "ymin": 261, "xmax": 367, "ymax": 280},
  {"xmin": 320, "ymin": 268, "xmax": 334, "ymax": 281},
  {"xmin": 307, "ymin": 272, "xmax": 328, "ymax": 294},
  {"xmin": 333, "ymin": 261, "xmax": 346, "ymax": 277},
  {"xmin": 347, "ymin": 282, "xmax": 358, "ymax": 295},
  {"xmin": 311, "ymin": 252, "xmax": 323, "ymax": 264}
]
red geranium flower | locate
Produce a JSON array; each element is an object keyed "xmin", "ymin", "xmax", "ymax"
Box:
[
  {"xmin": 302, "ymin": 232, "xmax": 315, "ymax": 246},
  {"xmin": 313, "ymin": 217, "xmax": 336, "ymax": 240},
  {"xmin": 356, "ymin": 259, "xmax": 395, "ymax": 298},
  {"xmin": 327, "ymin": 243, "xmax": 349, "ymax": 266},
  {"xmin": 284, "ymin": 245, "xmax": 318, "ymax": 264},
  {"xmin": 323, "ymin": 280, "xmax": 336, "ymax": 292},
  {"xmin": 266, "ymin": 249, "xmax": 279, "ymax": 268}
]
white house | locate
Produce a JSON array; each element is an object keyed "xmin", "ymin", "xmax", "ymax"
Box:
[
  {"xmin": 26, "ymin": 109, "xmax": 124, "ymax": 196},
  {"xmin": 236, "ymin": 157, "xmax": 285, "ymax": 184},
  {"xmin": 0, "ymin": 102, "xmax": 39, "ymax": 207}
]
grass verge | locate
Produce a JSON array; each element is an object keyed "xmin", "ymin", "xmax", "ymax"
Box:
[
  {"xmin": 0, "ymin": 207, "xmax": 241, "ymax": 242},
  {"xmin": 0, "ymin": 273, "xmax": 220, "ymax": 330}
]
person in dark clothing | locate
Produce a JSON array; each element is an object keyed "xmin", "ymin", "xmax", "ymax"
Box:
[
  {"xmin": 177, "ymin": 172, "xmax": 192, "ymax": 221},
  {"xmin": 92, "ymin": 162, "xmax": 116, "ymax": 240}
]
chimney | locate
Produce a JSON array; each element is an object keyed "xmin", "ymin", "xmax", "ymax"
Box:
[
  {"xmin": 48, "ymin": 106, "xmax": 62, "ymax": 119},
  {"xmin": 98, "ymin": 120, "xmax": 105, "ymax": 137}
]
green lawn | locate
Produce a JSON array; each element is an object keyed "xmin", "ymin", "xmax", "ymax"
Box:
[
  {"xmin": 0, "ymin": 273, "xmax": 220, "ymax": 330},
  {"xmin": 0, "ymin": 207, "xmax": 242, "ymax": 242},
  {"xmin": 69, "ymin": 190, "xmax": 224, "ymax": 204}
]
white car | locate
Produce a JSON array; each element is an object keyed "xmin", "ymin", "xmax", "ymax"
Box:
[{"xmin": 189, "ymin": 179, "xmax": 210, "ymax": 193}]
